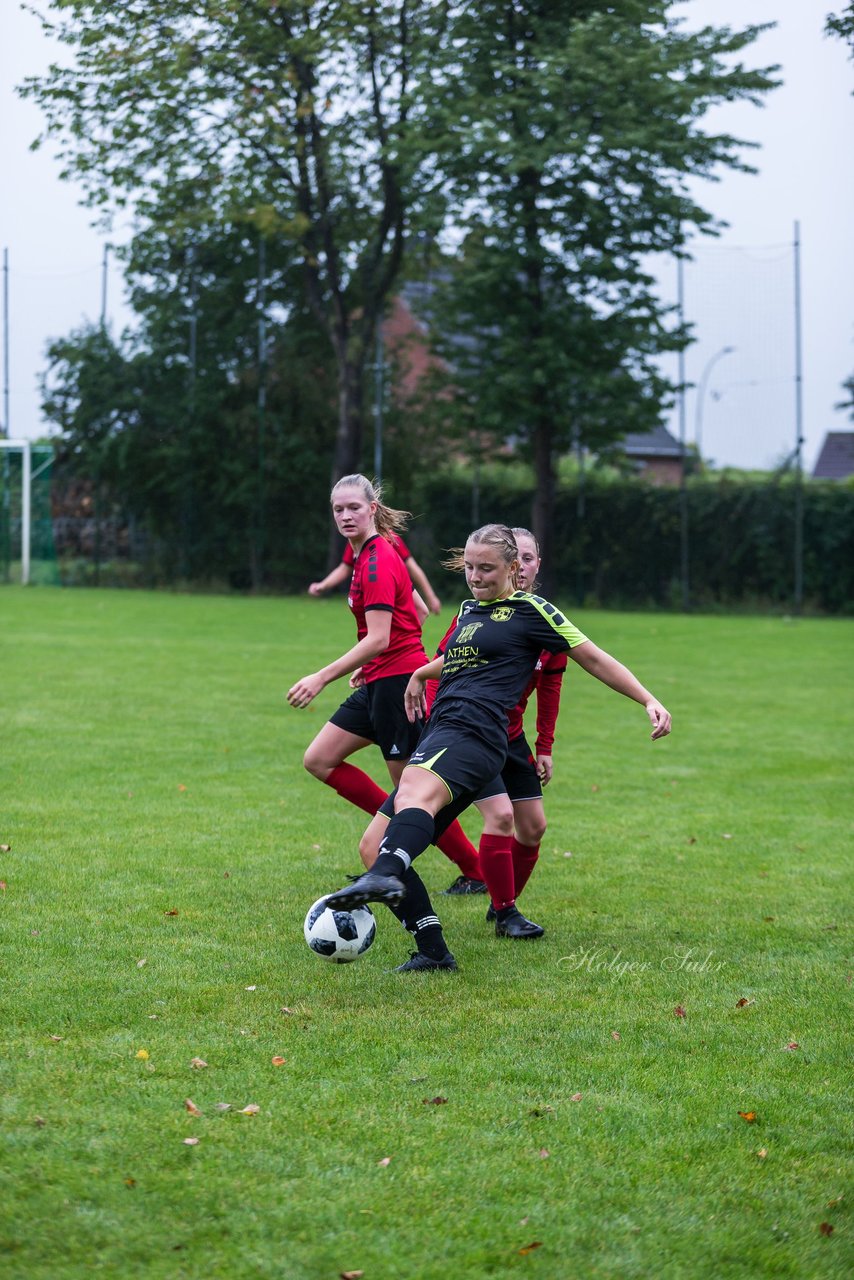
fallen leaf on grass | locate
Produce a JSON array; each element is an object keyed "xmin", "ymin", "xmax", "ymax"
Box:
[
  {"xmin": 0, "ymin": 882, "xmax": 6, "ymax": 892},
  {"xmin": 687, "ymin": 836, "xmax": 697, "ymax": 845},
  {"xmin": 183, "ymin": 1137, "xmax": 199, "ymax": 1146},
  {"xmin": 0, "ymin": 843, "xmax": 11, "ymax": 852},
  {"xmin": 763, "ymin": 916, "xmax": 776, "ymax": 923},
  {"xmin": 784, "ymin": 1042, "xmax": 800, "ymax": 1051},
  {"xmin": 245, "ymin": 985, "xmax": 257, "ymax": 991},
  {"xmin": 125, "ymin": 1178, "xmax": 136, "ymax": 1188},
  {"xmin": 611, "ymin": 1031, "xmax": 621, "ymax": 1041},
  {"xmin": 48, "ymin": 1035, "xmax": 63, "ymax": 1042},
  {"xmin": 422, "ymin": 1096, "xmax": 448, "ymax": 1106},
  {"xmin": 674, "ymin": 1005, "xmax": 687, "ymax": 1019},
  {"xmin": 722, "ymin": 833, "xmax": 733, "ymax": 840},
  {"xmin": 563, "ymin": 851, "xmax": 573, "ymax": 858},
  {"xmin": 827, "ymin": 1194, "xmax": 844, "ymax": 1208},
  {"xmin": 538, "ymin": 1149, "xmax": 550, "ymax": 1159},
  {"xmin": 33, "ymin": 1116, "xmax": 46, "ymax": 1128},
  {"xmin": 377, "ymin": 1156, "xmax": 392, "ymax": 1167},
  {"xmin": 519, "ymin": 1241, "xmax": 543, "ymax": 1255},
  {"xmin": 757, "ymin": 1148, "xmax": 768, "ymax": 1159},
  {"xmin": 738, "ymin": 1111, "xmax": 758, "ymax": 1123},
  {"xmin": 591, "ymin": 784, "xmax": 600, "ymax": 793},
  {"xmin": 164, "ymin": 909, "xmax": 179, "ymax": 917},
  {"xmin": 135, "ymin": 1049, "xmax": 150, "ymax": 1060},
  {"xmin": 136, "ymin": 958, "xmax": 147, "ymax": 968},
  {"xmin": 271, "ymin": 1056, "xmax": 286, "ymax": 1066},
  {"xmin": 570, "ymin": 1093, "xmax": 583, "ymax": 1103},
  {"xmin": 184, "ymin": 1099, "xmax": 202, "ymax": 1117},
  {"xmin": 178, "ymin": 784, "xmax": 187, "ymax": 792},
  {"xmin": 819, "ymin": 1223, "xmax": 834, "ymax": 1237},
  {"xmin": 340, "ymin": 1271, "xmax": 364, "ymax": 1279},
  {"xmin": 190, "ymin": 1058, "xmax": 208, "ymax": 1070},
  {"xmin": 280, "ymin": 1007, "xmax": 295, "ymax": 1015},
  {"xmin": 529, "ymin": 1105, "xmax": 553, "ymax": 1117},
  {"xmin": 215, "ymin": 1103, "xmax": 231, "ymax": 1112},
  {"xmin": 735, "ymin": 998, "xmax": 754, "ymax": 1008},
  {"xmin": 239, "ymin": 1104, "xmax": 261, "ymax": 1115}
]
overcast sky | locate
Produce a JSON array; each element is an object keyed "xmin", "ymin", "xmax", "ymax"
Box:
[{"xmin": 1, "ymin": 1, "xmax": 853, "ymax": 471}]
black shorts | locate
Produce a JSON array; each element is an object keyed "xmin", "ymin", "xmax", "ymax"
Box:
[
  {"xmin": 329, "ymin": 674, "xmax": 422, "ymax": 762},
  {"xmin": 405, "ymin": 699, "xmax": 508, "ymax": 806},
  {"xmin": 476, "ymin": 733, "xmax": 542, "ymax": 805}
]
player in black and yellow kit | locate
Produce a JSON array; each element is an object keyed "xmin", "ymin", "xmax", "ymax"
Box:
[{"xmin": 326, "ymin": 523, "xmax": 672, "ymax": 971}]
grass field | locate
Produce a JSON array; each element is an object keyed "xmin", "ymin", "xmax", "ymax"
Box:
[{"xmin": 1, "ymin": 587, "xmax": 851, "ymax": 1279}]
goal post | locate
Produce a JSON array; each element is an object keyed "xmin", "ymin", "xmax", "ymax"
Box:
[{"xmin": 1, "ymin": 439, "xmax": 56, "ymax": 586}]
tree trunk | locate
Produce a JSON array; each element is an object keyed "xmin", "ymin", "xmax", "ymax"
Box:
[
  {"xmin": 326, "ymin": 346, "xmax": 365, "ymax": 569},
  {"xmin": 531, "ymin": 413, "xmax": 557, "ymax": 599}
]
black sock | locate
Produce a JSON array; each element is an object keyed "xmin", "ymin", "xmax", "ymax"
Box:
[
  {"xmin": 373, "ymin": 808, "xmax": 436, "ymax": 877},
  {"xmin": 399, "ymin": 867, "xmax": 449, "ymax": 959}
]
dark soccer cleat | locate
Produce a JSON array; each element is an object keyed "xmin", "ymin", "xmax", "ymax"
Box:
[
  {"xmin": 494, "ymin": 907, "xmax": 544, "ymax": 940},
  {"xmin": 442, "ymin": 875, "xmax": 487, "ymax": 896},
  {"xmin": 392, "ymin": 950, "xmax": 458, "ymax": 973},
  {"xmin": 485, "ymin": 904, "xmax": 497, "ymax": 923},
  {"xmin": 325, "ymin": 871, "xmax": 405, "ymax": 911}
]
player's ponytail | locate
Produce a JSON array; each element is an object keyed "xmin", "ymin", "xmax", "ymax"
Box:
[
  {"xmin": 443, "ymin": 523, "xmax": 520, "ymax": 588},
  {"xmin": 330, "ymin": 474, "xmax": 411, "ymax": 541}
]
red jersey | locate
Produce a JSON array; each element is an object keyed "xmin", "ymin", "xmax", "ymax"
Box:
[
  {"xmin": 349, "ymin": 534, "xmax": 427, "ymax": 683},
  {"xmin": 342, "ymin": 533, "xmax": 411, "ymax": 568},
  {"xmin": 426, "ymin": 615, "xmax": 566, "ymax": 751},
  {"xmin": 506, "ymin": 649, "xmax": 567, "ymax": 752}
]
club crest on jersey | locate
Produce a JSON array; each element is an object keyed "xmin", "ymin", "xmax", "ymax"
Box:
[
  {"xmin": 455, "ymin": 621, "xmax": 483, "ymax": 644},
  {"xmin": 490, "ymin": 606, "xmax": 513, "ymax": 622}
]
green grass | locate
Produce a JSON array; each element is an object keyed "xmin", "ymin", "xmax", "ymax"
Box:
[{"xmin": 1, "ymin": 588, "xmax": 851, "ymax": 1279}]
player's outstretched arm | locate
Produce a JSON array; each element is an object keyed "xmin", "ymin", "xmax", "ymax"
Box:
[
  {"xmin": 288, "ymin": 611, "xmax": 392, "ymax": 708},
  {"xmin": 308, "ymin": 561, "xmax": 349, "ymax": 595},
  {"xmin": 406, "ymin": 555, "xmax": 442, "ymax": 615},
  {"xmin": 569, "ymin": 641, "xmax": 672, "ymax": 740}
]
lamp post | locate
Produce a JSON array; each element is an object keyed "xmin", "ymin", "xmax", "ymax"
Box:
[{"xmin": 695, "ymin": 345, "xmax": 735, "ymax": 460}]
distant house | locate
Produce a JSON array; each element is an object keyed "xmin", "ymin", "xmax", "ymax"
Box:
[
  {"xmin": 812, "ymin": 431, "xmax": 854, "ymax": 480},
  {"xmin": 618, "ymin": 425, "xmax": 684, "ymax": 486}
]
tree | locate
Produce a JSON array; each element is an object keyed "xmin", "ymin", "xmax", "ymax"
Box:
[
  {"xmin": 418, "ymin": 0, "xmax": 778, "ymax": 584},
  {"xmin": 20, "ymin": 1, "xmax": 446, "ymax": 522},
  {"xmin": 826, "ymin": 4, "xmax": 854, "ymax": 50},
  {"xmin": 41, "ymin": 229, "xmax": 340, "ymax": 587}
]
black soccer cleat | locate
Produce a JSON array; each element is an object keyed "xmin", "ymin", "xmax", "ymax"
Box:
[
  {"xmin": 442, "ymin": 875, "xmax": 487, "ymax": 896},
  {"xmin": 494, "ymin": 907, "xmax": 545, "ymax": 940},
  {"xmin": 392, "ymin": 950, "xmax": 458, "ymax": 973},
  {"xmin": 325, "ymin": 871, "xmax": 405, "ymax": 911}
]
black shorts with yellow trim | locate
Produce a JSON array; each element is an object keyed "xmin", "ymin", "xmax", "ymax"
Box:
[
  {"xmin": 405, "ymin": 699, "xmax": 508, "ymax": 807},
  {"xmin": 329, "ymin": 674, "xmax": 422, "ymax": 762}
]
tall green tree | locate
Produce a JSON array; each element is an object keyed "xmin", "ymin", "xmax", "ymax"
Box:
[
  {"xmin": 21, "ymin": 0, "xmax": 446, "ymax": 503},
  {"xmin": 421, "ymin": 1, "xmax": 778, "ymax": 582}
]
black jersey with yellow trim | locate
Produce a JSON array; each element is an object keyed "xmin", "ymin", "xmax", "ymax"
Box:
[{"xmin": 431, "ymin": 591, "xmax": 588, "ymax": 731}]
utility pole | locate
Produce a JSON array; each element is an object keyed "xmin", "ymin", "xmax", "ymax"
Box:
[
  {"xmin": 677, "ymin": 253, "xmax": 689, "ymax": 612},
  {"xmin": 793, "ymin": 221, "xmax": 805, "ymax": 615}
]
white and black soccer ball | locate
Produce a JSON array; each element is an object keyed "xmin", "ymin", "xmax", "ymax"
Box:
[{"xmin": 303, "ymin": 897, "xmax": 376, "ymax": 963}]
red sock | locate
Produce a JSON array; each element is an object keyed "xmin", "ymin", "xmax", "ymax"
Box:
[
  {"xmin": 479, "ymin": 833, "xmax": 515, "ymax": 910},
  {"xmin": 324, "ymin": 763, "xmax": 388, "ymax": 816},
  {"xmin": 511, "ymin": 838, "xmax": 540, "ymax": 897},
  {"xmin": 435, "ymin": 820, "xmax": 482, "ymax": 879}
]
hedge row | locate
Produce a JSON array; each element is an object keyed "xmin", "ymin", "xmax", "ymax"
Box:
[{"xmin": 413, "ymin": 474, "xmax": 854, "ymax": 614}]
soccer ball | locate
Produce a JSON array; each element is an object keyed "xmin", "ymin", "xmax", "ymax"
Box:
[{"xmin": 303, "ymin": 897, "xmax": 376, "ymax": 963}]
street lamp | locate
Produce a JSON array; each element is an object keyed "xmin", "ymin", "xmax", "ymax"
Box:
[{"xmin": 695, "ymin": 345, "xmax": 735, "ymax": 460}]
